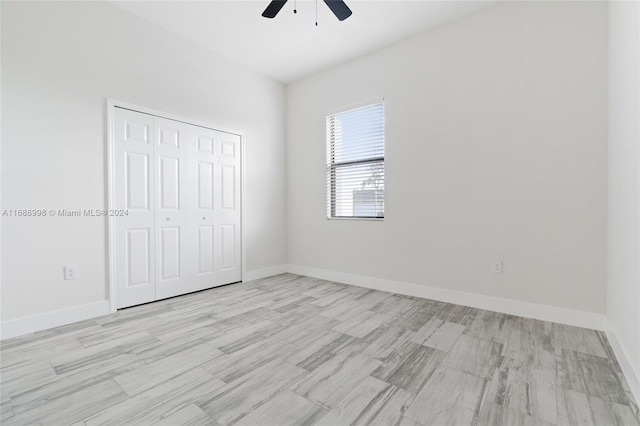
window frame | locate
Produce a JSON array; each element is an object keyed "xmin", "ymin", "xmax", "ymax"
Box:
[{"xmin": 326, "ymin": 100, "xmax": 386, "ymax": 221}]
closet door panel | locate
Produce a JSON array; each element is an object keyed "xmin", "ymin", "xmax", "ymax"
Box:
[
  {"xmin": 216, "ymin": 132, "xmax": 242, "ymax": 285},
  {"xmin": 192, "ymin": 127, "xmax": 219, "ymax": 289},
  {"xmin": 197, "ymin": 162, "xmax": 214, "ymax": 210},
  {"xmin": 114, "ymin": 108, "xmax": 156, "ymax": 308},
  {"xmin": 125, "ymin": 228, "xmax": 152, "ymax": 286},
  {"xmin": 220, "ymin": 224, "xmax": 237, "ymax": 270},
  {"xmin": 159, "ymin": 156, "xmax": 180, "ymax": 210},
  {"xmin": 160, "ymin": 226, "xmax": 181, "ymax": 280},
  {"xmin": 221, "ymin": 165, "xmax": 236, "ymax": 210},
  {"xmin": 154, "ymin": 117, "xmax": 194, "ymax": 300},
  {"xmin": 125, "ymin": 152, "xmax": 151, "ymax": 210},
  {"xmin": 198, "ymin": 225, "xmax": 215, "ymax": 274}
]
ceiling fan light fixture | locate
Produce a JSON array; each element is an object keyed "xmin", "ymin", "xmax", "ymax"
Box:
[{"xmin": 261, "ymin": 0, "xmax": 352, "ymax": 21}]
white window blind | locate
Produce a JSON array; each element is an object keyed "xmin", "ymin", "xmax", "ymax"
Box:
[{"xmin": 327, "ymin": 102, "xmax": 385, "ymax": 219}]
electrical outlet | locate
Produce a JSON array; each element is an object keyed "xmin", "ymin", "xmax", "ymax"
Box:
[
  {"xmin": 492, "ymin": 260, "xmax": 503, "ymax": 274},
  {"xmin": 64, "ymin": 265, "xmax": 78, "ymax": 280}
]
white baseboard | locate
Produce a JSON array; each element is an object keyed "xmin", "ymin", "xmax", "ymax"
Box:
[
  {"xmin": 243, "ymin": 265, "xmax": 288, "ymax": 282},
  {"xmin": 606, "ymin": 322, "xmax": 640, "ymax": 406},
  {"xmin": 286, "ymin": 264, "xmax": 607, "ymax": 331},
  {"xmin": 1, "ymin": 301, "xmax": 110, "ymax": 340}
]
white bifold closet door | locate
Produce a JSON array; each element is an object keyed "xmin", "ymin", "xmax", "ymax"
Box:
[{"xmin": 113, "ymin": 107, "xmax": 241, "ymax": 309}]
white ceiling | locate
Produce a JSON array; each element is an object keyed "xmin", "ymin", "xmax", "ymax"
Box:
[{"xmin": 111, "ymin": 0, "xmax": 498, "ymax": 83}]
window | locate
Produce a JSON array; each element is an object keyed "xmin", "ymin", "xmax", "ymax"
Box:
[{"xmin": 327, "ymin": 102, "xmax": 385, "ymax": 219}]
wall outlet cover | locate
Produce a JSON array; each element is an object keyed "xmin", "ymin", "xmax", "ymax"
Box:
[{"xmin": 64, "ymin": 265, "xmax": 78, "ymax": 280}]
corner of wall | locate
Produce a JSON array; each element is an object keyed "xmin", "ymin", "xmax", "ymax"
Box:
[
  {"xmin": 244, "ymin": 265, "xmax": 288, "ymax": 282},
  {"xmin": 606, "ymin": 320, "xmax": 640, "ymax": 406}
]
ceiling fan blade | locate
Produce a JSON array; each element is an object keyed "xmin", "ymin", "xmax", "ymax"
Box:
[
  {"xmin": 262, "ymin": 0, "xmax": 288, "ymax": 18},
  {"xmin": 323, "ymin": 0, "xmax": 352, "ymax": 21}
]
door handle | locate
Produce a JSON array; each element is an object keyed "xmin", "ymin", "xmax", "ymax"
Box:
[
  {"xmin": 166, "ymin": 217, "xmax": 172, "ymax": 221},
  {"xmin": 202, "ymin": 217, "xmax": 207, "ymax": 221}
]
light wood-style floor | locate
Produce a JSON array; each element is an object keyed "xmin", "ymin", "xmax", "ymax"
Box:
[{"xmin": 1, "ymin": 274, "xmax": 638, "ymax": 426}]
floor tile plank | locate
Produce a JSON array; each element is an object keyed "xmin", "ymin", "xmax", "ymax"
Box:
[
  {"xmin": 292, "ymin": 351, "xmax": 382, "ymax": 408},
  {"xmin": 196, "ymin": 358, "xmax": 308, "ymax": 425},
  {"xmin": 234, "ymin": 390, "xmax": 325, "ymax": 426},
  {"xmin": 442, "ymin": 334, "xmax": 503, "ymax": 378},
  {"xmin": 84, "ymin": 368, "xmax": 224, "ymax": 426},
  {"xmin": 372, "ymin": 341, "xmax": 446, "ymax": 393},
  {"xmin": 315, "ymin": 376, "xmax": 414, "ymax": 426},
  {"xmin": 404, "ymin": 365, "xmax": 486, "ymax": 425}
]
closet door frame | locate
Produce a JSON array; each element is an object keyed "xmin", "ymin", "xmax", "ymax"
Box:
[{"xmin": 106, "ymin": 99, "xmax": 246, "ymax": 314}]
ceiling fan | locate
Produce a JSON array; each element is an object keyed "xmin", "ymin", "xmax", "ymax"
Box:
[{"xmin": 262, "ymin": 0, "xmax": 352, "ymax": 22}]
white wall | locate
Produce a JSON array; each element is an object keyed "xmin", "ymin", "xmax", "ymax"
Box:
[
  {"xmin": 608, "ymin": 0, "xmax": 640, "ymax": 398},
  {"xmin": 286, "ymin": 1, "xmax": 608, "ymax": 314},
  {"xmin": 1, "ymin": 1, "xmax": 286, "ymax": 321}
]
